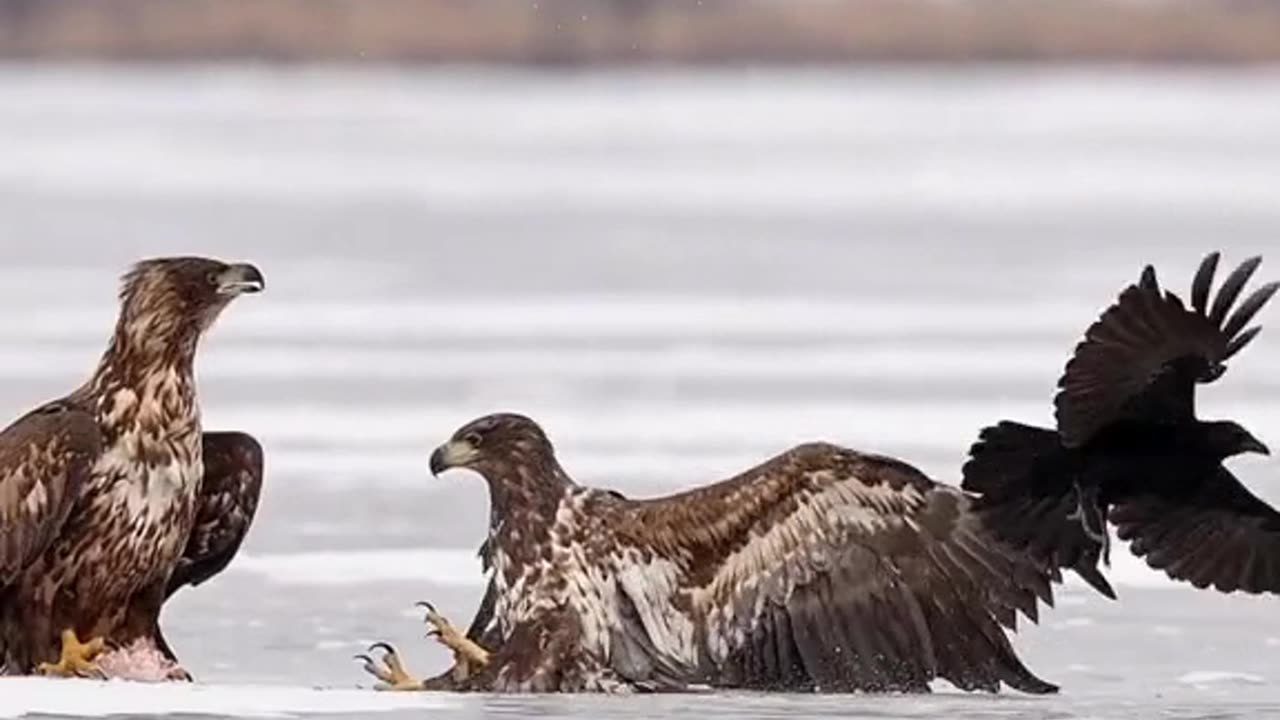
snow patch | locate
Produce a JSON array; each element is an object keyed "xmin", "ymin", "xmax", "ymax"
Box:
[
  {"xmin": 0, "ymin": 677, "xmax": 458, "ymax": 718},
  {"xmin": 313, "ymin": 640, "xmax": 358, "ymax": 651},
  {"xmin": 1178, "ymin": 671, "xmax": 1267, "ymax": 687},
  {"xmin": 230, "ymin": 548, "xmax": 483, "ymax": 588}
]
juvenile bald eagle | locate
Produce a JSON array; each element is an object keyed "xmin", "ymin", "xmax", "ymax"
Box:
[
  {"xmin": 360, "ymin": 413, "xmax": 1058, "ymax": 695},
  {"xmin": 0, "ymin": 257, "xmax": 264, "ymax": 680},
  {"xmin": 962, "ymin": 252, "xmax": 1279, "ymax": 596}
]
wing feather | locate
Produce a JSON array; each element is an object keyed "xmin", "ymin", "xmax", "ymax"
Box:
[
  {"xmin": 0, "ymin": 402, "xmax": 100, "ymax": 586},
  {"xmin": 1054, "ymin": 253, "xmax": 1275, "ymax": 447},
  {"xmin": 1222, "ymin": 282, "xmax": 1279, "ymax": 340},
  {"xmin": 1190, "ymin": 253, "xmax": 1218, "ymax": 313},
  {"xmin": 1112, "ymin": 467, "xmax": 1280, "ymax": 594},
  {"xmin": 624, "ymin": 443, "xmax": 1056, "ymax": 694},
  {"xmin": 167, "ymin": 431, "xmax": 263, "ymax": 595},
  {"xmin": 1208, "ymin": 256, "xmax": 1261, "ymax": 325}
]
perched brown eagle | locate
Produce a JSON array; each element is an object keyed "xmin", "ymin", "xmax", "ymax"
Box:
[
  {"xmin": 0, "ymin": 257, "xmax": 264, "ymax": 681},
  {"xmin": 360, "ymin": 413, "xmax": 1059, "ymax": 695}
]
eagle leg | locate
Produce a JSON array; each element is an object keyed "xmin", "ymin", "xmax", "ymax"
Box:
[
  {"xmin": 418, "ymin": 601, "xmax": 491, "ymax": 677},
  {"xmin": 354, "ymin": 642, "xmax": 424, "ymax": 691},
  {"xmin": 36, "ymin": 629, "xmax": 106, "ymax": 679}
]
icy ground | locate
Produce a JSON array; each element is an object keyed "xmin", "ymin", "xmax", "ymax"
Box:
[{"xmin": 4, "ymin": 555, "xmax": 1279, "ymax": 719}]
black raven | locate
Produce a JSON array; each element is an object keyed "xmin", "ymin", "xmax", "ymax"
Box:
[{"xmin": 962, "ymin": 252, "xmax": 1279, "ymax": 597}]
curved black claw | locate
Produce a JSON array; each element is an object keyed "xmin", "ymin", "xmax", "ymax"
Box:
[
  {"xmin": 368, "ymin": 642, "xmax": 397, "ymax": 656},
  {"xmin": 417, "ymin": 601, "xmax": 442, "ymax": 635},
  {"xmin": 353, "ymin": 653, "xmax": 380, "ymax": 678}
]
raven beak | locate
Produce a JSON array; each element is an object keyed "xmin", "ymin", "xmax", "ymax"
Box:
[
  {"xmin": 429, "ymin": 440, "xmax": 477, "ymax": 476},
  {"xmin": 217, "ymin": 263, "xmax": 265, "ymax": 296},
  {"xmin": 1246, "ymin": 437, "xmax": 1271, "ymax": 456}
]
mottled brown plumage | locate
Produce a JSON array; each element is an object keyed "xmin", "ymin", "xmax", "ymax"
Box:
[
  {"xmin": 132, "ymin": 431, "xmax": 264, "ymax": 664},
  {"xmin": 419, "ymin": 412, "xmax": 1058, "ymax": 695},
  {"xmin": 0, "ymin": 257, "xmax": 263, "ymax": 678}
]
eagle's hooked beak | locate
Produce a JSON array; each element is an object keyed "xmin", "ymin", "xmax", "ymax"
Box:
[
  {"xmin": 429, "ymin": 439, "xmax": 479, "ymax": 476},
  {"xmin": 216, "ymin": 263, "xmax": 265, "ymax": 296}
]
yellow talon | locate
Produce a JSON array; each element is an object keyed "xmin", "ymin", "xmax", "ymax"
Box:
[
  {"xmin": 36, "ymin": 629, "xmax": 106, "ymax": 679},
  {"xmin": 355, "ymin": 602, "xmax": 493, "ymax": 690},
  {"xmin": 418, "ymin": 601, "xmax": 490, "ymax": 680},
  {"xmin": 355, "ymin": 642, "xmax": 424, "ymax": 691}
]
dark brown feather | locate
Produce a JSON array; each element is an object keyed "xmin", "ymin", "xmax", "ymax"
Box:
[
  {"xmin": 0, "ymin": 403, "xmax": 100, "ymax": 587},
  {"xmin": 166, "ymin": 432, "xmax": 264, "ymax": 595},
  {"xmin": 622, "ymin": 443, "xmax": 1058, "ymax": 694}
]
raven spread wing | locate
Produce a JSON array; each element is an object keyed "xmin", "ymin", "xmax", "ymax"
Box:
[{"xmin": 1055, "ymin": 253, "xmax": 1277, "ymax": 447}]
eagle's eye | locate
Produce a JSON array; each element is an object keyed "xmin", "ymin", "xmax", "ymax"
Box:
[
  {"xmin": 205, "ymin": 270, "xmax": 220, "ymax": 286},
  {"xmin": 463, "ymin": 431, "xmax": 484, "ymax": 448}
]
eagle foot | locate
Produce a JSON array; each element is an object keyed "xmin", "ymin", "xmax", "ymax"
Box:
[
  {"xmin": 354, "ymin": 642, "xmax": 424, "ymax": 691},
  {"xmin": 36, "ymin": 629, "xmax": 106, "ymax": 679},
  {"xmin": 417, "ymin": 601, "xmax": 490, "ymax": 677}
]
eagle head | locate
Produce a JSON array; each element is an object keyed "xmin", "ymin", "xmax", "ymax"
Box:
[
  {"xmin": 429, "ymin": 412, "xmax": 557, "ymax": 481},
  {"xmin": 117, "ymin": 256, "xmax": 264, "ymax": 343}
]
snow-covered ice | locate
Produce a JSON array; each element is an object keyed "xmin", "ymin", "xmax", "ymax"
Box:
[{"xmin": 0, "ymin": 678, "xmax": 457, "ymax": 718}]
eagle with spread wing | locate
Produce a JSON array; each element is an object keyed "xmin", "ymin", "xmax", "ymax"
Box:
[
  {"xmin": 359, "ymin": 413, "xmax": 1058, "ymax": 694},
  {"xmin": 0, "ymin": 257, "xmax": 264, "ymax": 680},
  {"xmin": 962, "ymin": 252, "xmax": 1279, "ymax": 597}
]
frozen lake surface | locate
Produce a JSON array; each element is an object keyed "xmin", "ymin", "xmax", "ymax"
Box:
[{"xmin": 0, "ymin": 65, "xmax": 1279, "ymax": 718}]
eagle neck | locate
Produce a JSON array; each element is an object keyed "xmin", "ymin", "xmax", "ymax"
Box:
[
  {"xmin": 485, "ymin": 459, "xmax": 574, "ymax": 577},
  {"xmin": 83, "ymin": 312, "xmax": 202, "ymax": 441},
  {"xmin": 486, "ymin": 462, "xmax": 573, "ymax": 521}
]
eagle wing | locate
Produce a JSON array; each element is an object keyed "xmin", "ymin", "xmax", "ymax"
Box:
[
  {"xmin": 1054, "ymin": 252, "xmax": 1277, "ymax": 447},
  {"xmin": 1112, "ymin": 466, "xmax": 1280, "ymax": 594},
  {"xmin": 166, "ymin": 432, "xmax": 263, "ymax": 596},
  {"xmin": 621, "ymin": 443, "xmax": 1057, "ymax": 694},
  {"xmin": 0, "ymin": 402, "xmax": 101, "ymax": 587}
]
